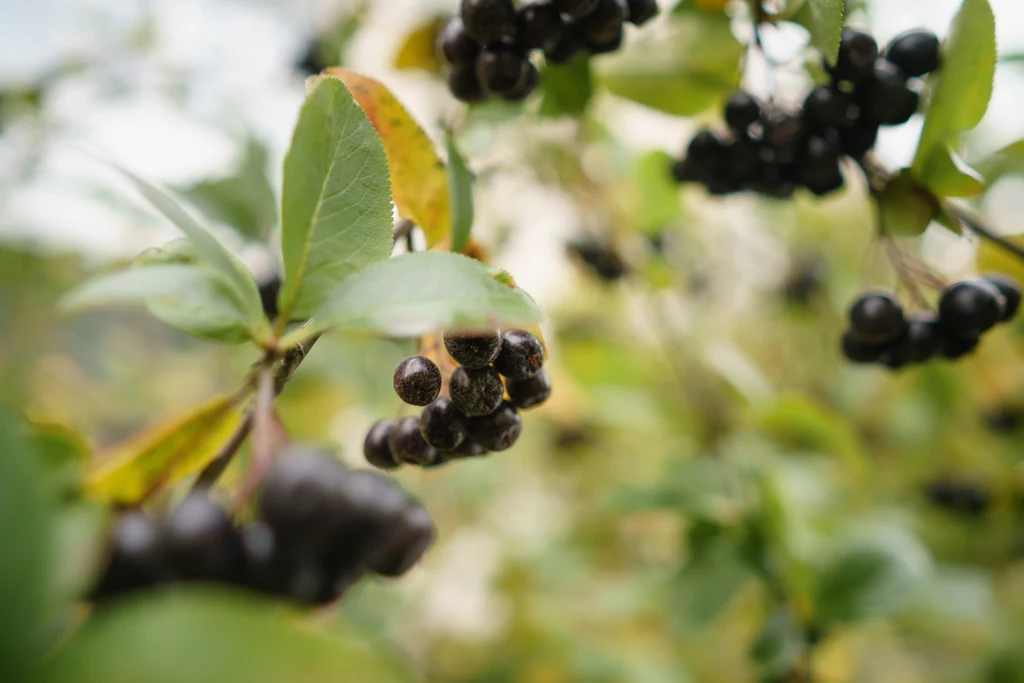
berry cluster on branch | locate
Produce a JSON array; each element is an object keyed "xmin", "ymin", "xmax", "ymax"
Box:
[
  {"xmin": 672, "ymin": 28, "xmax": 941, "ymax": 198},
  {"xmin": 440, "ymin": 0, "xmax": 658, "ymax": 103},
  {"xmin": 364, "ymin": 329, "xmax": 551, "ymax": 468}
]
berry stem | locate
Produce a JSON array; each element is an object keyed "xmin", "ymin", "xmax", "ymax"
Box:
[
  {"xmin": 233, "ymin": 366, "xmax": 282, "ymax": 509},
  {"xmin": 944, "ymin": 200, "xmax": 1024, "ymax": 264}
]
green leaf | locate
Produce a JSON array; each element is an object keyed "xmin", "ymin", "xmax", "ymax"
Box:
[
  {"xmin": 539, "ymin": 53, "xmax": 594, "ymax": 117},
  {"xmin": 183, "ymin": 138, "xmax": 278, "ymax": 241},
  {"xmin": 975, "ymin": 138, "xmax": 1024, "ymax": 183},
  {"xmin": 789, "ymin": 0, "xmax": 845, "ymax": 64},
  {"xmin": 30, "ymin": 421, "xmax": 90, "ymax": 499},
  {"xmin": 0, "ymin": 408, "xmax": 52, "ymax": 682},
  {"xmin": 634, "ymin": 151, "xmax": 682, "ymax": 234},
  {"xmin": 917, "ymin": 145, "xmax": 986, "ymax": 198},
  {"xmin": 446, "ymin": 133, "xmax": 475, "ymax": 254},
  {"xmin": 876, "ymin": 171, "xmax": 940, "ymax": 237},
  {"xmin": 290, "ymin": 251, "xmax": 543, "ymax": 343},
  {"xmin": 671, "ymin": 532, "xmax": 749, "ymax": 628},
  {"xmin": 84, "ymin": 395, "xmax": 245, "ymax": 505},
  {"xmin": 750, "ymin": 609, "xmax": 806, "ymax": 678},
  {"xmin": 39, "ymin": 589, "xmax": 417, "ymax": 683},
  {"xmin": 597, "ymin": 10, "xmax": 744, "ymax": 116},
  {"xmin": 115, "ymin": 166, "xmax": 269, "ymax": 342},
  {"xmin": 279, "ymin": 77, "xmax": 394, "ymax": 321},
  {"xmin": 912, "ymin": 0, "xmax": 996, "ymax": 175}
]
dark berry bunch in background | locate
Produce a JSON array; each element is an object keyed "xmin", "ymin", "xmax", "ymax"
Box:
[
  {"xmin": 364, "ymin": 329, "xmax": 551, "ymax": 469},
  {"xmin": 924, "ymin": 478, "xmax": 991, "ymax": 517},
  {"xmin": 439, "ymin": 0, "xmax": 658, "ymax": 103},
  {"xmin": 671, "ymin": 28, "xmax": 941, "ymax": 198},
  {"xmin": 841, "ymin": 275, "xmax": 1021, "ymax": 369},
  {"xmin": 91, "ymin": 449, "xmax": 434, "ymax": 607}
]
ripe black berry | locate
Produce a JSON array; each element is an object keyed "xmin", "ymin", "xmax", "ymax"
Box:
[
  {"xmin": 839, "ymin": 119, "xmax": 879, "ymax": 158},
  {"xmin": 448, "ymin": 66, "xmax": 488, "ymax": 103},
  {"xmin": 887, "ymin": 314, "xmax": 942, "ymax": 366},
  {"xmin": 584, "ymin": 24, "xmax": 624, "ymax": 55},
  {"xmin": 461, "ymin": 0, "xmax": 517, "ymax": 45},
  {"xmin": 466, "ymin": 401, "xmax": 523, "ymax": 451},
  {"xmin": 849, "ymin": 291, "xmax": 906, "ymax": 342},
  {"xmin": 476, "ymin": 43, "xmax": 530, "ymax": 94},
  {"xmin": 841, "ymin": 331, "xmax": 888, "ymax": 364},
  {"xmin": 258, "ymin": 274, "xmax": 281, "ymax": 321},
  {"xmin": 925, "ymin": 479, "xmax": 990, "ymax": 516},
  {"xmin": 420, "ymin": 397, "xmax": 468, "ymax": 450},
  {"xmin": 393, "ymin": 356, "xmax": 442, "ymax": 406},
  {"xmin": 553, "ymin": 0, "xmax": 601, "ymax": 18},
  {"xmin": 544, "ymin": 25, "xmax": 585, "ymax": 64},
  {"xmin": 165, "ymin": 494, "xmax": 241, "ymax": 583},
  {"xmin": 364, "ymin": 502, "xmax": 436, "ymax": 578},
  {"xmin": 884, "ymin": 30, "xmax": 941, "ymax": 78},
  {"xmin": 502, "ymin": 62, "xmax": 540, "ymax": 100},
  {"xmin": 942, "ymin": 334, "xmax": 980, "ymax": 360},
  {"xmin": 258, "ymin": 449, "xmax": 349, "ymax": 551},
  {"xmin": 857, "ymin": 59, "xmax": 918, "ymax": 125},
  {"xmin": 626, "ymin": 0, "xmax": 659, "ymax": 26},
  {"xmin": 517, "ymin": 2, "xmax": 566, "ymax": 52},
  {"xmin": 832, "ymin": 28, "xmax": 879, "ymax": 82},
  {"xmin": 363, "ymin": 419, "xmax": 399, "ymax": 470},
  {"xmin": 577, "ymin": 0, "xmax": 627, "ymax": 47},
  {"xmin": 566, "ymin": 238, "xmax": 629, "ymax": 281},
  {"xmin": 938, "ymin": 280, "xmax": 1003, "ymax": 339},
  {"xmin": 685, "ymin": 130, "xmax": 724, "ymax": 165},
  {"xmin": 439, "ymin": 19, "xmax": 482, "ymax": 67},
  {"xmin": 494, "ymin": 329, "xmax": 545, "ymax": 379},
  {"xmin": 239, "ymin": 522, "xmax": 280, "ymax": 594},
  {"xmin": 387, "ymin": 416, "xmax": 439, "ymax": 465},
  {"xmin": 724, "ymin": 91, "xmax": 761, "ymax": 131},
  {"xmin": 506, "ymin": 369, "xmax": 552, "ymax": 409},
  {"xmin": 984, "ymin": 274, "xmax": 1021, "ymax": 322},
  {"xmin": 453, "ymin": 436, "xmax": 489, "ymax": 458},
  {"xmin": 449, "ymin": 366, "xmax": 506, "ymax": 417},
  {"xmin": 803, "ymin": 86, "xmax": 852, "ymax": 128},
  {"xmin": 91, "ymin": 512, "xmax": 168, "ymax": 600}
]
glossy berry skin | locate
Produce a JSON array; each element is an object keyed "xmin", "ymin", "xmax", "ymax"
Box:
[
  {"xmin": 803, "ymin": 86, "xmax": 851, "ymax": 128},
  {"xmin": 92, "ymin": 512, "xmax": 168, "ymax": 600},
  {"xmin": 502, "ymin": 63, "xmax": 540, "ymax": 100},
  {"xmin": 840, "ymin": 331, "xmax": 888, "ymax": 364},
  {"xmin": 890, "ymin": 315, "xmax": 943, "ymax": 365},
  {"xmin": 453, "ymin": 437, "xmax": 489, "ymax": 457},
  {"xmin": 578, "ymin": 0, "xmax": 628, "ymax": 46},
  {"xmin": 839, "ymin": 120, "xmax": 879, "ymax": 158},
  {"xmin": 363, "ymin": 419, "xmax": 399, "ymax": 470},
  {"xmin": 476, "ymin": 43, "xmax": 530, "ymax": 95},
  {"xmin": 239, "ymin": 522, "xmax": 280, "ymax": 594},
  {"xmin": 494, "ymin": 330, "xmax": 545, "ymax": 379},
  {"xmin": 686, "ymin": 130, "xmax": 724, "ymax": 165},
  {"xmin": 884, "ymin": 30, "xmax": 941, "ymax": 78},
  {"xmin": 517, "ymin": 2, "xmax": 566, "ymax": 52},
  {"xmin": 258, "ymin": 449, "xmax": 349, "ymax": 552},
  {"xmin": 466, "ymin": 401, "xmax": 523, "ymax": 451},
  {"xmin": 448, "ymin": 66, "xmax": 488, "ymax": 103},
  {"xmin": 364, "ymin": 503, "xmax": 436, "ymax": 578},
  {"xmin": 858, "ymin": 59, "xmax": 918, "ymax": 125},
  {"xmin": 938, "ymin": 280, "xmax": 1004, "ymax": 339},
  {"xmin": 387, "ymin": 416, "xmax": 439, "ymax": 466},
  {"xmin": 585, "ymin": 24, "xmax": 625, "ymax": 55},
  {"xmin": 439, "ymin": 19, "xmax": 481, "ymax": 67},
  {"xmin": 984, "ymin": 275, "xmax": 1021, "ymax": 322},
  {"xmin": 849, "ymin": 291, "xmax": 906, "ymax": 343},
  {"xmin": 506, "ymin": 369, "xmax": 552, "ymax": 409},
  {"xmin": 165, "ymin": 494, "xmax": 241, "ymax": 583},
  {"xmin": 626, "ymin": 0, "xmax": 659, "ymax": 26},
  {"xmin": 724, "ymin": 91, "xmax": 761, "ymax": 131},
  {"xmin": 460, "ymin": 0, "xmax": 517, "ymax": 45},
  {"xmin": 553, "ymin": 0, "xmax": 601, "ymax": 18},
  {"xmin": 942, "ymin": 334, "xmax": 980, "ymax": 360},
  {"xmin": 832, "ymin": 28, "xmax": 879, "ymax": 82},
  {"xmin": 450, "ymin": 366, "xmax": 506, "ymax": 417},
  {"xmin": 420, "ymin": 397, "xmax": 468, "ymax": 450},
  {"xmin": 393, "ymin": 356, "xmax": 442, "ymax": 406},
  {"xmin": 544, "ymin": 26, "xmax": 585, "ymax": 64}
]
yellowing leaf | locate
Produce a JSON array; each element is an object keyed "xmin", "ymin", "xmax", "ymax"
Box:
[
  {"xmin": 325, "ymin": 68, "xmax": 451, "ymax": 248},
  {"xmin": 85, "ymin": 396, "xmax": 244, "ymax": 505},
  {"xmin": 393, "ymin": 17, "xmax": 446, "ymax": 73},
  {"xmin": 978, "ymin": 235, "xmax": 1024, "ymax": 284}
]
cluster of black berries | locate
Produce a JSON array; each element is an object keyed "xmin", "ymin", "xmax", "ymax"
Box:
[
  {"xmin": 924, "ymin": 479, "xmax": 991, "ymax": 517},
  {"xmin": 671, "ymin": 28, "xmax": 941, "ymax": 198},
  {"xmin": 90, "ymin": 449, "xmax": 434, "ymax": 607},
  {"xmin": 439, "ymin": 0, "xmax": 658, "ymax": 103},
  {"xmin": 364, "ymin": 329, "xmax": 551, "ymax": 468},
  {"xmin": 841, "ymin": 275, "xmax": 1021, "ymax": 369}
]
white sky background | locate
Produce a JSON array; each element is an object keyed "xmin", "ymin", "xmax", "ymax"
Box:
[{"xmin": 0, "ymin": 0, "xmax": 1023, "ymax": 266}]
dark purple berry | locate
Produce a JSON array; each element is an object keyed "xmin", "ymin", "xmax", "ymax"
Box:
[
  {"xmin": 364, "ymin": 502, "xmax": 436, "ymax": 578},
  {"xmin": 942, "ymin": 334, "xmax": 980, "ymax": 360},
  {"xmin": 393, "ymin": 356, "xmax": 442, "ymax": 406},
  {"xmin": 578, "ymin": 0, "xmax": 627, "ymax": 47},
  {"xmin": 566, "ymin": 238, "xmax": 629, "ymax": 281},
  {"xmin": 849, "ymin": 291, "xmax": 906, "ymax": 343},
  {"xmin": 584, "ymin": 23, "xmax": 624, "ymax": 55},
  {"xmin": 239, "ymin": 522, "xmax": 280, "ymax": 594},
  {"xmin": 258, "ymin": 274, "xmax": 281, "ymax": 321},
  {"xmin": 448, "ymin": 66, "xmax": 488, "ymax": 103},
  {"xmin": 466, "ymin": 401, "xmax": 523, "ymax": 451},
  {"xmin": 724, "ymin": 91, "xmax": 761, "ymax": 131},
  {"xmin": 461, "ymin": 0, "xmax": 517, "ymax": 45},
  {"xmin": 553, "ymin": 0, "xmax": 602, "ymax": 18},
  {"xmin": 925, "ymin": 479, "xmax": 990, "ymax": 516},
  {"xmin": 857, "ymin": 59, "xmax": 918, "ymax": 125},
  {"xmin": 938, "ymin": 280, "xmax": 1004, "ymax": 339},
  {"xmin": 840, "ymin": 331, "xmax": 889, "ymax": 364},
  {"xmin": 258, "ymin": 448, "xmax": 348, "ymax": 552},
  {"xmin": 420, "ymin": 397, "xmax": 468, "ymax": 450},
  {"xmin": 686, "ymin": 130, "xmax": 725, "ymax": 166},
  {"xmin": 444, "ymin": 329, "xmax": 502, "ymax": 368},
  {"xmin": 544, "ymin": 24, "xmax": 586, "ymax": 64},
  {"xmin": 165, "ymin": 494, "xmax": 241, "ymax": 583},
  {"xmin": 671, "ymin": 157, "xmax": 701, "ymax": 183},
  {"xmin": 832, "ymin": 28, "xmax": 879, "ymax": 82},
  {"xmin": 888, "ymin": 314, "xmax": 942, "ymax": 365},
  {"xmin": 626, "ymin": 0, "xmax": 659, "ymax": 25},
  {"xmin": 449, "ymin": 366, "xmax": 506, "ymax": 417},
  {"xmin": 387, "ymin": 416, "xmax": 439, "ymax": 466},
  {"xmin": 839, "ymin": 119, "xmax": 879, "ymax": 157},
  {"xmin": 983, "ymin": 274, "xmax": 1021, "ymax": 322},
  {"xmin": 803, "ymin": 86, "xmax": 852, "ymax": 128},
  {"xmin": 91, "ymin": 512, "xmax": 168, "ymax": 600},
  {"xmin": 506, "ymin": 369, "xmax": 552, "ymax": 409},
  {"xmin": 494, "ymin": 329, "xmax": 545, "ymax": 379},
  {"xmin": 453, "ymin": 437, "xmax": 489, "ymax": 458},
  {"xmin": 885, "ymin": 30, "xmax": 941, "ymax": 78},
  {"xmin": 363, "ymin": 419, "xmax": 399, "ymax": 470},
  {"xmin": 501, "ymin": 61, "xmax": 540, "ymax": 101},
  {"xmin": 476, "ymin": 43, "xmax": 530, "ymax": 94},
  {"xmin": 517, "ymin": 2, "xmax": 566, "ymax": 52},
  {"xmin": 439, "ymin": 19, "xmax": 482, "ymax": 67}
]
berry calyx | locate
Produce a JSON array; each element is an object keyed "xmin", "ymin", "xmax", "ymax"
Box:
[
  {"xmin": 466, "ymin": 401, "xmax": 523, "ymax": 451},
  {"xmin": 884, "ymin": 30, "xmax": 941, "ymax": 78},
  {"xmin": 420, "ymin": 397, "xmax": 468, "ymax": 451},
  {"xmin": 363, "ymin": 419, "xmax": 399, "ymax": 470},
  {"xmin": 393, "ymin": 356, "xmax": 442, "ymax": 406},
  {"xmin": 387, "ymin": 416, "xmax": 439, "ymax": 466},
  {"xmin": 494, "ymin": 329, "xmax": 545, "ymax": 379},
  {"xmin": 506, "ymin": 369, "xmax": 552, "ymax": 409},
  {"xmin": 449, "ymin": 366, "xmax": 506, "ymax": 417},
  {"xmin": 444, "ymin": 329, "xmax": 502, "ymax": 368},
  {"xmin": 849, "ymin": 291, "xmax": 906, "ymax": 342},
  {"xmin": 460, "ymin": 0, "xmax": 517, "ymax": 45},
  {"xmin": 938, "ymin": 280, "xmax": 1004, "ymax": 339}
]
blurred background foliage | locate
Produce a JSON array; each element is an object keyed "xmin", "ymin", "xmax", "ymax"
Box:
[{"xmin": 4, "ymin": 0, "xmax": 1024, "ymax": 681}]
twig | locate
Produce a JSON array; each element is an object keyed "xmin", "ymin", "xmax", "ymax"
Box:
[
  {"xmin": 233, "ymin": 366, "xmax": 279, "ymax": 508},
  {"xmin": 944, "ymin": 200, "xmax": 1024, "ymax": 263}
]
